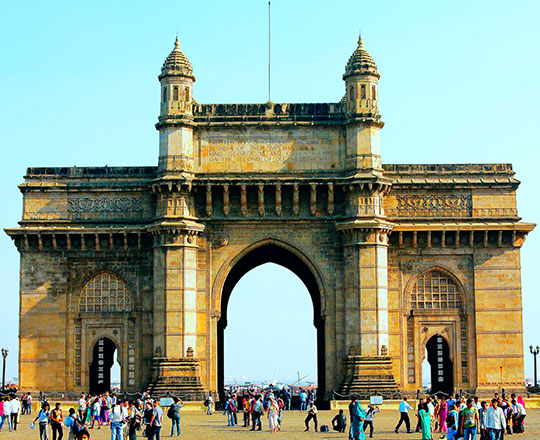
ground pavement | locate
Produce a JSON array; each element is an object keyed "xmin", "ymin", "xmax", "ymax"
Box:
[{"xmin": 5, "ymin": 409, "xmax": 539, "ymax": 439}]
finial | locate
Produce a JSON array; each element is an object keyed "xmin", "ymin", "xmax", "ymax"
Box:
[
  {"xmin": 358, "ymin": 30, "xmax": 363, "ymax": 47},
  {"xmin": 174, "ymin": 34, "xmax": 179, "ymax": 48}
]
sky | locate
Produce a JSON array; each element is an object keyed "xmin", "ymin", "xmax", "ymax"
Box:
[{"xmin": 1, "ymin": 0, "xmax": 539, "ymax": 384}]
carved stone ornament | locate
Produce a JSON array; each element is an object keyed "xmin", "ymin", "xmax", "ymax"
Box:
[
  {"xmin": 217, "ymin": 235, "xmax": 229, "ymax": 247},
  {"xmin": 396, "ymin": 194, "xmax": 472, "ymax": 216},
  {"xmin": 68, "ymin": 197, "xmax": 143, "ymax": 213}
]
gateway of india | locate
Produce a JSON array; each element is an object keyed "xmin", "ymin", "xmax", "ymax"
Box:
[{"xmin": 6, "ymin": 36, "xmax": 534, "ymax": 400}]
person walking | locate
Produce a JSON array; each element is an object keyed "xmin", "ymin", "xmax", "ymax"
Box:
[
  {"xmin": 459, "ymin": 399, "xmax": 479, "ymax": 440},
  {"xmin": 126, "ymin": 400, "xmax": 141, "ymax": 440},
  {"xmin": 204, "ymin": 392, "xmax": 213, "ymax": 415},
  {"xmin": 51, "ymin": 402, "xmax": 64, "ymax": 440},
  {"xmin": 110, "ymin": 399, "xmax": 127, "ymax": 440},
  {"xmin": 242, "ymin": 395, "xmax": 251, "ymax": 427},
  {"xmin": 91, "ymin": 397, "xmax": 101, "ymax": 429},
  {"xmin": 304, "ymin": 400, "xmax": 318, "ymax": 432},
  {"xmin": 363, "ymin": 404, "xmax": 380, "ymax": 438},
  {"xmin": 512, "ymin": 398, "xmax": 526, "ymax": 433},
  {"xmin": 10, "ymin": 394, "xmax": 21, "ymax": 431},
  {"xmin": 267, "ymin": 395, "xmax": 280, "ymax": 432},
  {"xmin": 418, "ymin": 402, "xmax": 432, "ymax": 440},
  {"xmin": 485, "ymin": 399, "xmax": 505, "ymax": 440},
  {"xmin": 446, "ymin": 403, "xmax": 460, "ymax": 440},
  {"xmin": 350, "ymin": 397, "xmax": 367, "ymax": 440},
  {"xmin": 395, "ymin": 397, "xmax": 412, "ymax": 434},
  {"xmin": 34, "ymin": 402, "xmax": 51, "ymax": 440},
  {"xmin": 225, "ymin": 395, "xmax": 236, "ymax": 426},
  {"xmin": 149, "ymin": 399, "xmax": 163, "ymax": 440},
  {"xmin": 438, "ymin": 396, "xmax": 448, "ymax": 432},
  {"xmin": 168, "ymin": 397, "xmax": 184, "ymax": 437},
  {"xmin": 250, "ymin": 395, "xmax": 264, "ymax": 431},
  {"xmin": 143, "ymin": 401, "xmax": 154, "ymax": 439},
  {"xmin": 28, "ymin": 392, "xmax": 33, "ymax": 416},
  {"xmin": 78, "ymin": 394, "xmax": 87, "ymax": 426},
  {"xmin": 1, "ymin": 397, "xmax": 12, "ymax": 431}
]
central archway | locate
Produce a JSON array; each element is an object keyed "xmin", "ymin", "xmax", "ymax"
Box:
[{"xmin": 217, "ymin": 241, "xmax": 325, "ymax": 403}]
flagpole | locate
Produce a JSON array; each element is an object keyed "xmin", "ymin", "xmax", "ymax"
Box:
[{"xmin": 268, "ymin": 0, "xmax": 271, "ymax": 102}]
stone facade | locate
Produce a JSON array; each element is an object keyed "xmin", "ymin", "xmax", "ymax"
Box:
[{"xmin": 5, "ymin": 37, "xmax": 534, "ymax": 399}]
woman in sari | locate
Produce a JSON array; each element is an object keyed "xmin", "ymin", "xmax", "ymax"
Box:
[
  {"xmin": 267, "ymin": 396, "xmax": 280, "ymax": 433},
  {"xmin": 438, "ymin": 397, "xmax": 448, "ymax": 432},
  {"xmin": 350, "ymin": 399, "xmax": 367, "ymax": 440},
  {"xmin": 418, "ymin": 402, "xmax": 432, "ymax": 440}
]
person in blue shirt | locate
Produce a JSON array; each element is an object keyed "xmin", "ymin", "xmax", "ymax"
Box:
[
  {"xmin": 395, "ymin": 397, "xmax": 413, "ymax": 433},
  {"xmin": 33, "ymin": 402, "xmax": 50, "ymax": 440}
]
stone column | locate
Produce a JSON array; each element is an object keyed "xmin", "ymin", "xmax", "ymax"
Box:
[{"xmin": 336, "ymin": 219, "xmax": 398, "ymax": 397}]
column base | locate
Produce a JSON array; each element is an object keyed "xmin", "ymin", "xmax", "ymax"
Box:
[
  {"xmin": 146, "ymin": 357, "xmax": 205, "ymax": 400},
  {"xmin": 337, "ymin": 355, "xmax": 399, "ymax": 398}
]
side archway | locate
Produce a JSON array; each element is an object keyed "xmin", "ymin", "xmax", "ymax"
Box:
[{"xmin": 214, "ymin": 238, "xmax": 326, "ymax": 402}]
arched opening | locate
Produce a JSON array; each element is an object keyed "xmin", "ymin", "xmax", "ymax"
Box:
[
  {"xmin": 224, "ymin": 263, "xmax": 316, "ymax": 386},
  {"xmin": 89, "ymin": 337, "xmax": 120, "ymax": 395},
  {"xmin": 218, "ymin": 243, "xmax": 325, "ymax": 403},
  {"xmin": 425, "ymin": 335, "xmax": 453, "ymax": 395}
]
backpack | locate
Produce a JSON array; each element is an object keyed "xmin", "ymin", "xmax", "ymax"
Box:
[
  {"xmin": 204, "ymin": 397, "xmax": 209, "ymax": 407},
  {"xmin": 228, "ymin": 400, "xmax": 236, "ymax": 412},
  {"xmin": 320, "ymin": 425, "xmax": 329, "ymax": 432},
  {"xmin": 167, "ymin": 406, "xmax": 175, "ymax": 419}
]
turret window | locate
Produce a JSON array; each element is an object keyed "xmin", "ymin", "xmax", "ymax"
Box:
[
  {"xmin": 360, "ymin": 84, "xmax": 366, "ymax": 99},
  {"xmin": 173, "ymin": 85, "xmax": 179, "ymax": 101},
  {"xmin": 184, "ymin": 87, "xmax": 190, "ymax": 101},
  {"xmin": 162, "ymin": 87, "xmax": 168, "ymax": 102},
  {"xmin": 349, "ymin": 86, "xmax": 354, "ymax": 100},
  {"xmin": 371, "ymin": 85, "xmax": 377, "ymax": 100}
]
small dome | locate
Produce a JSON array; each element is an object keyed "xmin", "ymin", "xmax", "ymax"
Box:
[
  {"xmin": 344, "ymin": 36, "xmax": 379, "ymax": 79},
  {"xmin": 160, "ymin": 37, "xmax": 194, "ymax": 80}
]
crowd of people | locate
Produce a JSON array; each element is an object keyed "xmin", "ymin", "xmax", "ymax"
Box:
[
  {"xmin": 0, "ymin": 388, "xmax": 533, "ymax": 439},
  {"xmin": 395, "ymin": 392, "xmax": 528, "ymax": 440}
]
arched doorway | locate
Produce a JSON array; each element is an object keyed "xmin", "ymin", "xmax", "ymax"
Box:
[
  {"xmin": 217, "ymin": 243, "xmax": 324, "ymax": 402},
  {"xmin": 425, "ymin": 335, "xmax": 453, "ymax": 395},
  {"xmin": 89, "ymin": 337, "xmax": 120, "ymax": 394}
]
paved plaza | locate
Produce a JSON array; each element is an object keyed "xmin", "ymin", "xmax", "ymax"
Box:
[{"xmin": 5, "ymin": 408, "xmax": 539, "ymax": 439}]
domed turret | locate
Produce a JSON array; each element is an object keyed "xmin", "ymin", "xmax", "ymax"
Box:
[
  {"xmin": 159, "ymin": 36, "xmax": 195, "ymax": 80},
  {"xmin": 158, "ymin": 37, "xmax": 195, "ymax": 120},
  {"xmin": 343, "ymin": 35, "xmax": 380, "ymax": 117},
  {"xmin": 343, "ymin": 36, "xmax": 379, "ymax": 80},
  {"xmin": 156, "ymin": 37, "xmax": 196, "ymax": 173}
]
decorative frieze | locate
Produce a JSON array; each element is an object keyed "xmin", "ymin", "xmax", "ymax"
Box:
[
  {"xmin": 68, "ymin": 197, "xmax": 144, "ymax": 213},
  {"xmin": 392, "ymin": 194, "xmax": 472, "ymax": 217}
]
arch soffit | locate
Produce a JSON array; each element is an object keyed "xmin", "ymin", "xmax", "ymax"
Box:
[
  {"xmin": 403, "ymin": 264, "xmax": 468, "ymax": 310},
  {"xmin": 212, "ymin": 237, "xmax": 327, "ymax": 315},
  {"xmin": 420, "ymin": 332, "xmax": 455, "ymax": 366}
]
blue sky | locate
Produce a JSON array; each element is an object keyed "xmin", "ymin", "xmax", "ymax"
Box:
[{"xmin": 1, "ymin": 0, "xmax": 539, "ymax": 384}]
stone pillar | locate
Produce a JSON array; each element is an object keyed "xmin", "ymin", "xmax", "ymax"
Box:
[{"xmin": 336, "ymin": 219, "xmax": 398, "ymax": 398}]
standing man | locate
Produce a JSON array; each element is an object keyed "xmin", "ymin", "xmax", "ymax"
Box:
[
  {"xmin": 78, "ymin": 394, "xmax": 87, "ymax": 426},
  {"xmin": 304, "ymin": 400, "xmax": 318, "ymax": 432},
  {"xmin": 204, "ymin": 392, "xmax": 213, "ymax": 415},
  {"xmin": 50, "ymin": 402, "xmax": 64, "ymax": 440},
  {"xmin": 395, "ymin": 396, "xmax": 412, "ymax": 434},
  {"xmin": 363, "ymin": 404, "xmax": 381, "ymax": 438},
  {"xmin": 10, "ymin": 394, "xmax": 21, "ymax": 431},
  {"xmin": 459, "ymin": 399, "xmax": 479, "ymax": 440},
  {"xmin": 485, "ymin": 399, "xmax": 505, "ymax": 440},
  {"xmin": 169, "ymin": 397, "xmax": 184, "ymax": 437},
  {"xmin": 250, "ymin": 395, "xmax": 264, "ymax": 431},
  {"xmin": 110, "ymin": 399, "xmax": 127, "ymax": 440},
  {"xmin": 149, "ymin": 399, "xmax": 163, "ymax": 440}
]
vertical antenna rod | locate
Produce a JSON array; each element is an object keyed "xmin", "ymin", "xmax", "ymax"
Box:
[{"xmin": 268, "ymin": 0, "xmax": 271, "ymax": 102}]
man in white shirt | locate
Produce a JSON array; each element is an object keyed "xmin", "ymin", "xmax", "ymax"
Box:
[
  {"xmin": 110, "ymin": 399, "xmax": 128, "ymax": 440},
  {"xmin": 10, "ymin": 396, "xmax": 21, "ymax": 431},
  {"xmin": 395, "ymin": 397, "xmax": 412, "ymax": 433},
  {"xmin": 485, "ymin": 399, "xmax": 505, "ymax": 440},
  {"xmin": 78, "ymin": 393, "xmax": 87, "ymax": 425},
  {"xmin": 511, "ymin": 399, "xmax": 526, "ymax": 433}
]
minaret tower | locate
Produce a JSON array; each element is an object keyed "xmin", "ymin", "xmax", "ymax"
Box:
[
  {"xmin": 156, "ymin": 36, "xmax": 196, "ymax": 174},
  {"xmin": 343, "ymin": 35, "xmax": 383, "ymax": 173}
]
